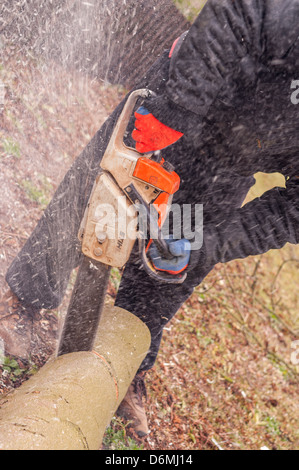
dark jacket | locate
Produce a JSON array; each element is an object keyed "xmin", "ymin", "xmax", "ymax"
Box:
[{"xmin": 146, "ymin": 0, "xmax": 299, "ymax": 267}]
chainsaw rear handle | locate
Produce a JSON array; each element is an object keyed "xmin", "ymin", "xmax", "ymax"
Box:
[
  {"xmin": 139, "ymin": 237, "xmax": 187, "ymax": 285},
  {"xmin": 152, "ymin": 232, "xmax": 175, "ymax": 261}
]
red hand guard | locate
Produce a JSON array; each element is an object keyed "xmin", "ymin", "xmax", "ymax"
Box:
[{"xmin": 132, "ymin": 109, "xmax": 184, "ymax": 153}]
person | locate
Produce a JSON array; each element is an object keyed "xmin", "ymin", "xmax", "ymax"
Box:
[{"xmin": 1, "ymin": 0, "xmax": 299, "ymax": 438}]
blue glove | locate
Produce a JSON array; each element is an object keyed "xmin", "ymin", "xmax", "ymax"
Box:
[{"xmin": 149, "ymin": 236, "xmax": 191, "ymax": 275}]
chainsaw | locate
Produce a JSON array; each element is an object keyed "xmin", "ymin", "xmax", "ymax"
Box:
[{"xmin": 58, "ymin": 89, "xmax": 185, "ymax": 356}]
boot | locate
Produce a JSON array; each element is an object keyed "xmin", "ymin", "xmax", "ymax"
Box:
[
  {"xmin": 116, "ymin": 372, "xmax": 150, "ymax": 438},
  {"xmin": 0, "ymin": 289, "xmax": 39, "ymax": 360}
]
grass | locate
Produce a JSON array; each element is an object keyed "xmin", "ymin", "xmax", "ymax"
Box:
[
  {"xmin": 103, "ymin": 418, "xmax": 144, "ymax": 450},
  {"xmin": 19, "ymin": 176, "xmax": 53, "ymax": 209},
  {"xmin": 110, "ymin": 268, "xmax": 122, "ymax": 292},
  {"xmin": 5, "ymin": 110, "xmax": 24, "ymax": 133},
  {"xmin": 1, "ymin": 137, "xmax": 21, "ymax": 159},
  {"xmin": 1, "ymin": 357, "xmax": 26, "ymax": 382},
  {"xmin": 174, "ymin": 0, "xmax": 207, "ymax": 21},
  {"xmin": 0, "ymin": 355, "xmax": 38, "ymax": 386}
]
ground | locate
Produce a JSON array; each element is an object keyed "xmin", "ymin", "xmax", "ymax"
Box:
[{"xmin": 0, "ymin": 45, "xmax": 298, "ymax": 450}]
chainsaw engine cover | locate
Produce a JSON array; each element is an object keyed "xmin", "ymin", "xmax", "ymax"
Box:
[{"xmin": 79, "ymin": 172, "xmax": 138, "ymax": 268}]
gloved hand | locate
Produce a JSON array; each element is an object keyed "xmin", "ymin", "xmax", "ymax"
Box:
[
  {"xmin": 132, "ymin": 106, "xmax": 184, "ymax": 153},
  {"xmin": 149, "ymin": 236, "xmax": 191, "ymax": 275}
]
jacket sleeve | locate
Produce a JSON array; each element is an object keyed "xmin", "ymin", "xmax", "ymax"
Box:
[
  {"xmin": 146, "ymin": 0, "xmax": 299, "ymax": 133},
  {"xmin": 194, "ymin": 176, "xmax": 299, "ymax": 269}
]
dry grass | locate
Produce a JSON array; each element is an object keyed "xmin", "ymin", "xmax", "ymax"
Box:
[
  {"xmin": 139, "ymin": 173, "xmax": 299, "ymax": 450},
  {"xmin": 142, "ymin": 248, "xmax": 299, "ymax": 450}
]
